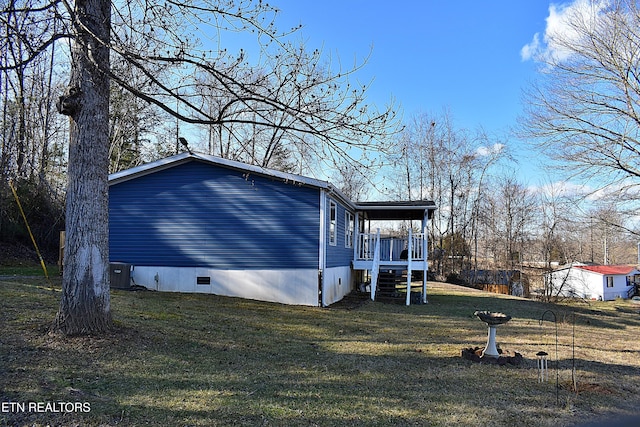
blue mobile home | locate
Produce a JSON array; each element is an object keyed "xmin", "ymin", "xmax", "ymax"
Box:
[{"xmin": 109, "ymin": 153, "xmax": 436, "ymax": 306}]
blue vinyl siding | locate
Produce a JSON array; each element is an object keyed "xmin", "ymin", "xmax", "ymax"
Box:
[
  {"xmin": 325, "ymin": 197, "xmax": 355, "ymax": 268},
  {"xmin": 109, "ymin": 161, "xmax": 320, "ymax": 269}
]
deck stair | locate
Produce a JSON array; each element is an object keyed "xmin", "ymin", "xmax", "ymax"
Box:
[
  {"xmin": 375, "ymin": 269, "xmax": 423, "ymax": 304},
  {"xmin": 353, "ymin": 228, "xmax": 428, "ymax": 305}
]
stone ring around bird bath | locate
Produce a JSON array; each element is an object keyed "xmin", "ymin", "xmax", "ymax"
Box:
[{"xmin": 474, "ymin": 311, "xmax": 512, "ymax": 359}]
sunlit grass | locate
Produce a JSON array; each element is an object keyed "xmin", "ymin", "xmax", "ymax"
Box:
[{"xmin": 1, "ymin": 278, "xmax": 640, "ymax": 426}]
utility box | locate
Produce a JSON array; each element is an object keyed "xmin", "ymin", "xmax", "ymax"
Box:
[{"xmin": 109, "ymin": 263, "xmax": 131, "ymax": 289}]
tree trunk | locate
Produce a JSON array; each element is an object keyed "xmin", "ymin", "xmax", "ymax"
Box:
[{"xmin": 53, "ymin": 0, "xmax": 112, "ymax": 335}]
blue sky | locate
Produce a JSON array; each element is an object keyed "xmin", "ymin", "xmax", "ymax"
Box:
[{"xmin": 270, "ymin": 1, "xmax": 557, "ymax": 183}]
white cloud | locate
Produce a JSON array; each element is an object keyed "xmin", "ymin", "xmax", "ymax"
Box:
[
  {"xmin": 521, "ymin": 0, "xmax": 611, "ymax": 62},
  {"xmin": 476, "ymin": 143, "xmax": 505, "ymax": 157},
  {"xmin": 529, "ymin": 180, "xmax": 591, "ymax": 197},
  {"xmin": 530, "ymin": 179, "xmax": 640, "ymax": 205},
  {"xmin": 520, "ymin": 32, "xmax": 540, "ymax": 61},
  {"xmin": 585, "ymin": 181, "xmax": 640, "ymax": 202}
]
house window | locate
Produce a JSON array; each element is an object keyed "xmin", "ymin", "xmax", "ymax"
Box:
[
  {"xmin": 345, "ymin": 211, "xmax": 354, "ymax": 248},
  {"xmin": 329, "ymin": 200, "xmax": 337, "ymax": 246},
  {"xmin": 627, "ymin": 274, "xmax": 640, "ymax": 286},
  {"xmin": 606, "ymin": 276, "xmax": 614, "ymax": 288}
]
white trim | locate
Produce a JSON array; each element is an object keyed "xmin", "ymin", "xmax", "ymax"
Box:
[
  {"xmin": 353, "ymin": 213, "xmax": 360, "ymax": 262},
  {"xmin": 345, "ymin": 211, "xmax": 354, "ymax": 248},
  {"xmin": 329, "ymin": 199, "xmax": 337, "ymax": 246},
  {"xmin": 108, "ymin": 152, "xmax": 193, "ymax": 184},
  {"xmin": 319, "ymin": 191, "xmax": 327, "ymax": 307}
]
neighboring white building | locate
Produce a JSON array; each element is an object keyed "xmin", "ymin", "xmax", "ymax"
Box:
[{"xmin": 546, "ymin": 264, "xmax": 640, "ymax": 301}]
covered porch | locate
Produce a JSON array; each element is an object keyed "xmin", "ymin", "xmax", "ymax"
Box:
[{"xmin": 351, "ymin": 200, "xmax": 436, "ymax": 305}]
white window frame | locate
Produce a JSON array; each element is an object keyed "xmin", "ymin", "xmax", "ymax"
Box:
[
  {"xmin": 345, "ymin": 211, "xmax": 354, "ymax": 248},
  {"xmin": 606, "ymin": 276, "xmax": 614, "ymax": 288},
  {"xmin": 329, "ymin": 200, "xmax": 337, "ymax": 246}
]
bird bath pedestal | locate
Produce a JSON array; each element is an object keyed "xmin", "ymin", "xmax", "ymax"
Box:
[{"xmin": 474, "ymin": 311, "xmax": 512, "ymax": 359}]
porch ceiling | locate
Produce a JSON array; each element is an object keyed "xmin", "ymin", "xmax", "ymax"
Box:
[{"xmin": 355, "ymin": 200, "xmax": 436, "ymax": 220}]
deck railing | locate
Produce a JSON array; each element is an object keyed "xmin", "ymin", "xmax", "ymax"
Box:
[
  {"xmin": 357, "ymin": 233, "xmax": 376, "ymax": 260},
  {"xmin": 357, "ymin": 232, "xmax": 425, "ymax": 262}
]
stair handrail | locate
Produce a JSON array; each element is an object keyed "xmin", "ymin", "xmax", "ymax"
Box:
[{"xmin": 370, "ymin": 229, "xmax": 381, "ymax": 301}]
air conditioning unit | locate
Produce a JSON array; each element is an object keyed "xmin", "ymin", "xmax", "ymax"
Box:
[{"xmin": 109, "ymin": 262, "xmax": 131, "ymax": 289}]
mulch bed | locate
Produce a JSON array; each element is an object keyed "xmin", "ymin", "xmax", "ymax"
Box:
[{"xmin": 461, "ymin": 346, "xmax": 524, "ymax": 366}]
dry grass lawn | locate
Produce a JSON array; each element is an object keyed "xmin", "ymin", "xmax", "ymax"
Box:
[{"xmin": 1, "ymin": 277, "xmax": 640, "ymax": 426}]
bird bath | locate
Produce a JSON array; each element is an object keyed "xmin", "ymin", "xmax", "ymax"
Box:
[{"xmin": 474, "ymin": 311, "xmax": 512, "ymax": 359}]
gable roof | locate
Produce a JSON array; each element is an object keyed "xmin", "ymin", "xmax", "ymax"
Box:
[
  {"xmin": 108, "ymin": 153, "xmax": 437, "ymax": 218},
  {"xmin": 109, "ymin": 152, "xmax": 355, "ymax": 207},
  {"xmin": 109, "ymin": 152, "xmax": 329, "ymax": 189},
  {"xmin": 575, "ymin": 265, "xmax": 638, "ymax": 275}
]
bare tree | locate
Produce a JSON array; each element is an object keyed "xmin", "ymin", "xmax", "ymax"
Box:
[
  {"xmin": 389, "ymin": 110, "xmax": 510, "ymax": 278},
  {"xmin": 536, "ymin": 182, "xmax": 577, "ymax": 267},
  {"xmin": 1, "ymin": 1, "xmax": 68, "ymax": 261},
  {"xmin": 330, "ymin": 158, "xmax": 370, "ymax": 201},
  {"xmin": 478, "ymin": 175, "xmax": 537, "ymax": 271},
  {"xmin": 521, "ymin": 0, "xmax": 640, "ymax": 204},
  {"xmin": 1, "ymin": 0, "xmax": 399, "ymax": 334},
  {"xmin": 530, "ymin": 180, "xmax": 582, "ymax": 300},
  {"xmin": 467, "ymin": 130, "xmax": 508, "ymax": 283},
  {"xmin": 192, "ymin": 41, "xmax": 393, "ymax": 174},
  {"xmin": 108, "ymin": 64, "xmax": 167, "ymax": 173},
  {"xmin": 586, "ymin": 203, "xmax": 637, "ymax": 264},
  {"xmin": 1, "ymin": 7, "xmax": 65, "ymax": 182}
]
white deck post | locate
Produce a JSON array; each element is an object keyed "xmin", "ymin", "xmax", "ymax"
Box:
[
  {"xmin": 353, "ymin": 213, "xmax": 360, "ymax": 262},
  {"xmin": 371, "ymin": 229, "xmax": 381, "ymax": 301},
  {"xmin": 406, "ymin": 228, "xmax": 412, "ymax": 306},
  {"xmin": 422, "ymin": 214, "xmax": 428, "ymax": 304}
]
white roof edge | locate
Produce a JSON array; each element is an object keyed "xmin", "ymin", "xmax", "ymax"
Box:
[
  {"xmin": 108, "ymin": 152, "xmax": 332, "ymax": 191},
  {"xmin": 108, "ymin": 152, "xmax": 191, "ymax": 184},
  {"xmin": 324, "ymin": 183, "xmax": 357, "ymax": 210}
]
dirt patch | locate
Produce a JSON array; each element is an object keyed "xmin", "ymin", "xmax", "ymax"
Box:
[
  {"xmin": 328, "ymin": 291, "xmax": 371, "ymax": 310},
  {"xmin": 561, "ymin": 380, "xmax": 619, "ymax": 396}
]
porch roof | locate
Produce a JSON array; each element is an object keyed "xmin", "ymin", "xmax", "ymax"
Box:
[{"xmin": 355, "ymin": 200, "xmax": 436, "ymax": 220}]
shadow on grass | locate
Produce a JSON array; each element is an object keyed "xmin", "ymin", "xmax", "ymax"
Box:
[
  {"xmin": 0, "ymin": 334, "xmax": 566, "ymax": 427},
  {"xmin": 2, "ymin": 280, "xmax": 640, "ymax": 426}
]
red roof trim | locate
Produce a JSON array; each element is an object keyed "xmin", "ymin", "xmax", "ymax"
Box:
[{"xmin": 575, "ymin": 265, "xmax": 637, "ymax": 275}]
